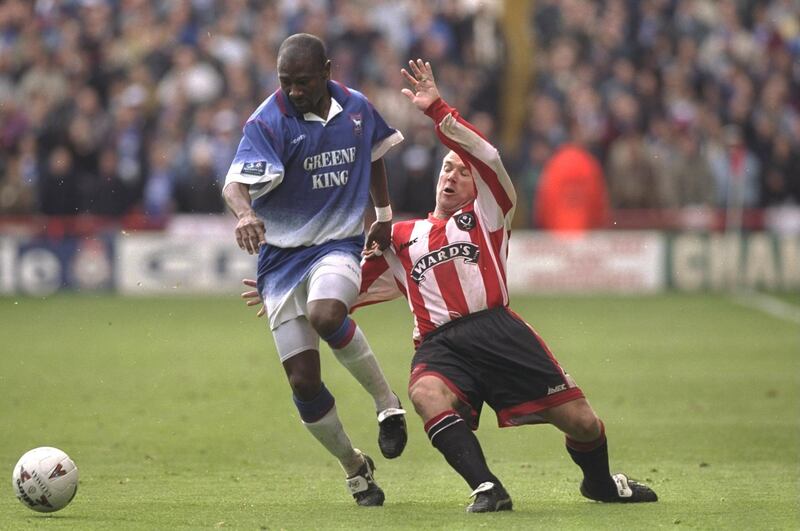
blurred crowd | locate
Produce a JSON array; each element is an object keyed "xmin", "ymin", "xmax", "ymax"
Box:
[
  {"xmin": 525, "ymin": 0, "xmax": 800, "ymax": 230},
  {"xmin": 0, "ymin": 0, "xmax": 798, "ymax": 229}
]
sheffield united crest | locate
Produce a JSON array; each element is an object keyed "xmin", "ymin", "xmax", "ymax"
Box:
[{"xmin": 455, "ymin": 212, "xmax": 476, "ymax": 231}]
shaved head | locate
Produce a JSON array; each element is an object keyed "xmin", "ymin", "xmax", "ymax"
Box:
[
  {"xmin": 276, "ymin": 33, "xmax": 332, "ymax": 116},
  {"xmin": 278, "ymin": 33, "xmax": 327, "ymax": 69}
]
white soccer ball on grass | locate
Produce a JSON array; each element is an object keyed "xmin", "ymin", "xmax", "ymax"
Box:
[{"xmin": 11, "ymin": 447, "xmax": 79, "ymax": 512}]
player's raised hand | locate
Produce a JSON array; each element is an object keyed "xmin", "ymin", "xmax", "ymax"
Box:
[
  {"xmin": 241, "ymin": 278, "xmax": 265, "ymax": 318},
  {"xmin": 401, "ymin": 59, "xmax": 440, "ymax": 111}
]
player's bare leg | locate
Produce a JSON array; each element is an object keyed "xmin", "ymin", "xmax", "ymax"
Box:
[
  {"xmin": 408, "ymin": 375, "xmax": 456, "ymax": 422},
  {"xmin": 540, "ymin": 398, "xmax": 657, "ymax": 503},
  {"xmin": 538, "ymin": 398, "xmax": 603, "ymax": 441},
  {"xmin": 309, "ymin": 297, "xmax": 407, "ymax": 459},
  {"xmin": 409, "ymin": 376, "xmax": 511, "ymax": 512}
]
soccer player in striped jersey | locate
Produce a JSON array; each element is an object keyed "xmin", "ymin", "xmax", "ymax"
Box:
[
  {"xmin": 356, "ymin": 59, "xmax": 658, "ymax": 512},
  {"xmin": 223, "ymin": 34, "xmax": 407, "ymax": 506},
  {"xmin": 242, "ymin": 58, "xmax": 658, "ymax": 513}
]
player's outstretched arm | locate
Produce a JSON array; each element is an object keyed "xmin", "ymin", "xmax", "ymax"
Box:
[
  {"xmin": 401, "ymin": 59, "xmax": 516, "ymax": 227},
  {"xmin": 223, "ymin": 182, "xmax": 266, "ymax": 255},
  {"xmin": 365, "ymin": 158, "xmax": 392, "ymax": 256}
]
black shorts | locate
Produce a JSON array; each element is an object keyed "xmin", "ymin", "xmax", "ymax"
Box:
[{"xmin": 409, "ymin": 306, "xmax": 583, "ymax": 429}]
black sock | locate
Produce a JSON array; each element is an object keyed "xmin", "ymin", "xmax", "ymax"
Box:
[
  {"xmin": 426, "ymin": 411, "xmax": 500, "ymax": 490},
  {"xmin": 565, "ymin": 421, "xmax": 616, "ymax": 495}
]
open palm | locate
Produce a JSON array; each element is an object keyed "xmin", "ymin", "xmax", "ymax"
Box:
[{"xmin": 401, "ymin": 59, "xmax": 441, "ymax": 111}]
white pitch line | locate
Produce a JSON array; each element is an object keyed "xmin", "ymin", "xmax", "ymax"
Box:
[{"xmin": 730, "ymin": 290, "xmax": 800, "ymax": 326}]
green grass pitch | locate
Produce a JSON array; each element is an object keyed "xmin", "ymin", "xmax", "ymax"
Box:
[{"xmin": 1, "ymin": 293, "xmax": 798, "ymax": 529}]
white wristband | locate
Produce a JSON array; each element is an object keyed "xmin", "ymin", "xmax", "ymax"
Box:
[{"xmin": 375, "ymin": 205, "xmax": 392, "ymax": 222}]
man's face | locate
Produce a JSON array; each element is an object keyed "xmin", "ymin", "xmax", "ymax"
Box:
[
  {"xmin": 436, "ymin": 151, "xmax": 475, "ymax": 214},
  {"xmin": 277, "ymin": 54, "xmax": 330, "ymax": 115}
]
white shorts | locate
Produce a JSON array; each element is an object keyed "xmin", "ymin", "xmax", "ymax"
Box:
[{"xmin": 269, "ymin": 253, "xmax": 361, "ymax": 361}]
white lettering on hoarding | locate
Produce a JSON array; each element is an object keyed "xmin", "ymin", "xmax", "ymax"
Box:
[
  {"xmin": 507, "ymin": 232, "xmax": 665, "ymax": 294},
  {"xmin": 0, "ymin": 238, "xmax": 13, "ymax": 294},
  {"xmin": 670, "ymin": 234, "xmax": 800, "ymax": 291},
  {"xmin": 744, "ymin": 234, "xmax": 777, "ymax": 289},
  {"xmin": 19, "ymin": 249, "xmax": 61, "ymax": 296},
  {"xmin": 117, "ymin": 236, "xmax": 256, "ymax": 295},
  {"xmin": 708, "ymin": 234, "xmax": 741, "ymax": 290},
  {"xmin": 672, "ymin": 234, "xmax": 704, "ymax": 291},
  {"xmin": 781, "ymin": 236, "xmax": 800, "ymax": 288}
]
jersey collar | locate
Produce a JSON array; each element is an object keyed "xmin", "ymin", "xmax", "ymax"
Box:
[
  {"xmin": 428, "ymin": 201, "xmax": 475, "ymax": 224},
  {"xmin": 427, "ymin": 211, "xmax": 453, "ymax": 225},
  {"xmin": 302, "ymin": 97, "xmax": 342, "ymax": 125},
  {"xmin": 275, "ymin": 80, "xmax": 351, "ymax": 122}
]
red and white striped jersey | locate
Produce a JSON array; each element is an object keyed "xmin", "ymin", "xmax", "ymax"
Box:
[{"xmin": 358, "ymin": 99, "xmax": 516, "ymax": 344}]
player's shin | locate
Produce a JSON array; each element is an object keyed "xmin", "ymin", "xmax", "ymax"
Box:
[
  {"xmin": 565, "ymin": 419, "xmax": 617, "ymax": 496},
  {"xmin": 293, "ymin": 383, "xmax": 362, "ymax": 475},
  {"xmin": 324, "ymin": 317, "xmax": 399, "ymax": 412},
  {"xmin": 426, "ymin": 410, "xmax": 501, "ymax": 490}
]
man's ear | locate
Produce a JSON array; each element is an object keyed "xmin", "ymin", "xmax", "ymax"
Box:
[{"xmin": 323, "ymin": 59, "xmax": 332, "ymax": 80}]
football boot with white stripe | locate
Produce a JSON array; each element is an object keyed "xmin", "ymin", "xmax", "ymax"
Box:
[
  {"xmin": 377, "ymin": 402, "xmax": 407, "ymax": 459},
  {"xmin": 345, "ymin": 452, "xmax": 385, "ymax": 506},
  {"xmin": 466, "ymin": 481, "xmax": 513, "ymax": 513},
  {"xmin": 580, "ymin": 473, "xmax": 658, "ymax": 503}
]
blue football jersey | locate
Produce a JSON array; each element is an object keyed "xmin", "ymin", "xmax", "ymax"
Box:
[
  {"xmin": 224, "ymin": 81, "xmax": 403, "ymax": 248},
  {"xmin": 224, "ymin": 81, "xmax": 403, "ymax": 324}
]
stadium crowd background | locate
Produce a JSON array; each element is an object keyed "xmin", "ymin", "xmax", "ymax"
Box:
[{"xmin": 0, "ymin": 0, "xmax": 797, "ymax": 229}]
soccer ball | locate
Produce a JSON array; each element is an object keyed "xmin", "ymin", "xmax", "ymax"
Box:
[{"xmin": 11, "ymin": 447, "xmax": 79, "ymax": 513}]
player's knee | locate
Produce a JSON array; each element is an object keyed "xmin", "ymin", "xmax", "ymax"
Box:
[
  {"xmin": 571, "ymin": 410, "xmax": 602, "ymax": 441},
  {"xmin": 409, "ymin": 377, "xmax": 453, "ymax": 415},
  {"xmin": 408, "ymin": 384, "xmax": 431, "ymax": 412},
  {"xmin": 287, "ymin": 373, "xmax": 322, "ymax": 401},
  {"xmin": 308, "ymin": 302, "xmax": 347, "ymax": 337}
]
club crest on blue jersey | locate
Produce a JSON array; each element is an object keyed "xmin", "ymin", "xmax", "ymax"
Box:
[
  {"xmin": 242, "ymin": 160, "xmax": 267, "ymax": 176},
  {"xmin": 455, "ymin": 212, "xmax": 476, "ymax": 231},
  {"xmin": 410, "ymin": 242, "xmax": 480, "ymax": 284},
  {"xmin": 350, "ymin": 113, "xmax": 363, "ymax": 137}
]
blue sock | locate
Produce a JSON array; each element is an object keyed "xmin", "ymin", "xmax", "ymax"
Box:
[{"xmin": 293, "ymin": 383, "xmax": 335, "ymax": 423}]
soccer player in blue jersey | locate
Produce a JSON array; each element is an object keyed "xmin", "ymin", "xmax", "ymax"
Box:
[
  {"xmin": 244, "ymin": 58, "xmax": 658, "ymax": 514},
  {"xmin": 222, "ymin": 33, "xmax": 407, "ymax": 506}
]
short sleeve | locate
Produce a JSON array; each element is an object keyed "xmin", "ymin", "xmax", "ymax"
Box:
[
  {"xmin": 224, "ymin": 119, "xmax": 285, "ymax": 201},
  {"xmin": 368, "ymin": 102, "xmax": 403, "ymax": 162}
]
